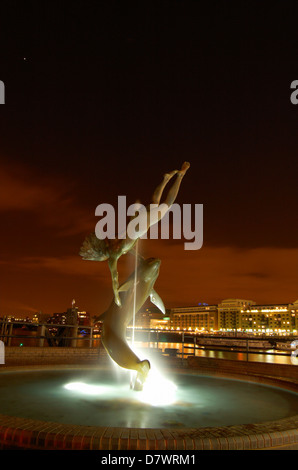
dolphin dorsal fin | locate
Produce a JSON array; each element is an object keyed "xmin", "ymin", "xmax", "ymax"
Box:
[{"xmin": 150, "ymin": 289, "xmax": 165, "ymax": 314}]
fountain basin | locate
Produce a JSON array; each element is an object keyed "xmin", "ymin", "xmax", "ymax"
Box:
[{"xmin": 0, "ymin": 363, "xmax": 297, "ymax": 450}]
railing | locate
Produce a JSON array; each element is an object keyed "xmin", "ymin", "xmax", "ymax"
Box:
[
  {"xmin": 0, "ymin": 320, "xmax": 97, "ymax": 348},
  {"xmin": 0, "ymin": 320, "xmax": 296, "ymax": 362}
]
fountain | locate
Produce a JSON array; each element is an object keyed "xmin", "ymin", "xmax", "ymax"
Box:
[
  {"xmin": 0, "ymin": 361, "xmax": 297, "ymax": 450},
  {"xmin": 0, "ymin": 161, "xmax": 297, "ymax": 450},
  {"xmin": 79, "ymin": 161, "xmax": 190, "ymax": 390}
]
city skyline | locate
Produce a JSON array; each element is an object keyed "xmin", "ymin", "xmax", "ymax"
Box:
[
  {"xmin": 2, "ymin": 294, "xmax": 298, "ymax": 321},
  {"xmin": 2, "ymin": 297, "xmax": 298, "ymax": 337},
  {"xmin": 0, "ymin": 3, "xmax": 297, "ymax": 317}
]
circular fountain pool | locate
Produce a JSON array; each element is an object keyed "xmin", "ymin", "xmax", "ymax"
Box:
[
  {"xmin": 0, "ymin": 364, "xmax": 297, "ymax": 450},
  {"xmin": 0, "ymin": 366, "xmax": 297, "ymax": 429}
]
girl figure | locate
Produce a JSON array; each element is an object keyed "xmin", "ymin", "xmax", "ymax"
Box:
[{"xmin": 80, "ymin": 161, "xmax": 190, "ymax": 306}]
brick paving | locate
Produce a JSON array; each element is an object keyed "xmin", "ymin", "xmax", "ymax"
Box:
[{"xmin": 0, "ymin": 412, "xmax": 297, "ymax": 449}]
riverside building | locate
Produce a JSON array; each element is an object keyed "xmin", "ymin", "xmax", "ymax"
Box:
[
  {"xmin": 242, "ymin": 301, "xmax": 298, "ymax": 335},
  {"xmin": 217, "ymin": 299, "xmax": 256, "ymax": 332},
  {"xmin": 164, "ymin": 299, "xmax": 298, "ymax": 335},
  {"xmin": 169, "ymin": 304, "xmax": 218, "ymax": 332}
]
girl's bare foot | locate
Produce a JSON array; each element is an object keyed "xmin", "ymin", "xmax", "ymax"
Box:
[{"xmin": 178, "ymin": 161, "xmax": 190, "ymax": 176}]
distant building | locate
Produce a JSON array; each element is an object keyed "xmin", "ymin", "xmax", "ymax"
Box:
[
  {"xmin": 170, "ymin": 304, "xmax": 218, "ymax": 332},
  {"xmin": 47, "ymin": 300, "xmax": 90, "ymax": 326},
  {"xmin": 218, "ymin": 299, "xmax": 256, "ymax": 332},
  {"xmin": 169, "ymin": 298, "xmax": 298, "ymax": 335},
  {"xmin": 135, "ymin": 308, "xmax": 171, "ymax": 329},
  {"xmin": 242, "ymin": 302, "xmax": 298, "ymax": 335},
  {"xmin": 5, "ymin": 297, "xmax": 297, "ymax": 336},
  {"xmin": 47, "ymin": 312, "xmax": 67, "ymax": 325},
  {"xmin": 289, "ymin": 300, "xmax": 298, "ymax": 334}
]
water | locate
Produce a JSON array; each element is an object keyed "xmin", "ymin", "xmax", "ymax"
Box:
[
  {"xmin": 5, "ymin": 329, "xmax": 294, "ymax": 364},
  {"xmin": 0, "ymin": 367, "xmax": 297, "ymax": 428},
  {"xmin": 134, "ymin": 341, "xmax": 294, "ymax": 365}
]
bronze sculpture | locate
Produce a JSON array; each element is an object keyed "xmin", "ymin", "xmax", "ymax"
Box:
[
  {"xmin": 80, "ymin": 161, "xmax": 190, "ymax": 307},
  {"xmin": 99, "ymin": 257, "xmax": 164, "ymax": 390},
  {"xmin": 80, "ymin": 162, "xmax": 190, "ymax": 389}
]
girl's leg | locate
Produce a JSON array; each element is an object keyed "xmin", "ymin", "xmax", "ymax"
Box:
[
  {"xmin": 151, "ymin": 169, "xmax": 178, "ymax": 205},
  {"xmin": 162, "ymin": 161, "xmax": 190, "ymax": 206},
  {"xmin": 145, "ymin": 161, "xmax": 190, "ymax": 230},
  {"xmin": 125, "ymin": 162, "xmax": 190, "ymax": 241}
]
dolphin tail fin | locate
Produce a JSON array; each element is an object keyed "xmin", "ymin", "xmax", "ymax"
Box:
[
  {"xmin": 132, "ymin": 359, "xmax": 150, "ymax": 391},
  {"xmin": 150, "ymin": 289, "xmax": 165, "ymax": 314}
]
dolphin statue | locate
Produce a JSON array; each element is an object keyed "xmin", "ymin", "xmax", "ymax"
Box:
[{"xmin": 99, "ymin": 257, "xmax": 165, "ymax": 390}]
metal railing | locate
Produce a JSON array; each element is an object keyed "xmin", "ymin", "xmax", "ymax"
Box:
[
  {"xmin": 0, "ymin": 320, "xmax": 295, "ymax": 362},
  {"xmin": 0, "ymin": 320, "xmax": 97, "ymax": 348}
]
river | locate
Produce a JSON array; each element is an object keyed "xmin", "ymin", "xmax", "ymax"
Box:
[
  {"xmin": 5, "ymin": 328, "xmax": 294, "ymax": 365},
  {"xmin": 132, "ymin": 341, "xmax": 294, "ymax": 365}
]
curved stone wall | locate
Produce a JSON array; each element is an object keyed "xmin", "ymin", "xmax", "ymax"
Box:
[
  {"xmin": 0, "ymin": 350, "xmax": 297, "ymax": 450},
  {"xmin": 0, "ymin": 412, "xmax": 297, "ymax": 450}
]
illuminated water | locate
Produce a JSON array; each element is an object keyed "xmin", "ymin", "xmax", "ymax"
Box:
[
  {"xmin": 9, "ymin": 327, "xmax": 294, "ymax": 365},
  {"xmin": 0, "ymin": 366, "xmax": 297, "ymax": 429},
  {"xmin": 9, "ymin": 330, "xmax": 293, "ymax": 365}
]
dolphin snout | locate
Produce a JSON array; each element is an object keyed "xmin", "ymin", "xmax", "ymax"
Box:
[
  {"xmin": 148, "ymin": 258, "xmax": 161, "ymax": 270},
  {"xmin": 142, "ymin": 257, "xmax": 161, "ymax": 281}
]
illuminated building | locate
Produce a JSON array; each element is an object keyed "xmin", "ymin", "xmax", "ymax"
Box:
[
  {"xmin": 7, "ymin": 298, "xmax": 297, "ymax": 336},
  {"xmin": 242, "ymin": 301, "xmax": 298, "ymax": 335},
  {"xmin": 47, "ymin": 300, "xmax": 90, "ymax": 326},
  {"xmin": 170, "ymin": 305, "xmax": 218, "ymax": 332},
  {"xmin": 218, "ymin": 299, "xmax": 256, "ymax": 332},
  {"xmin": 77, "ymin": 310, "xmax": 90, "ymax": 326},
  {"xmin": 169, "ymin": 299, "xmax": 298, "ymax": 335},
  {"xmin": 47, "ymin": 312, "xmax": 67, "ymax": 325},
  {"xmin": 289, "ymin": 300, "xmax": 298, "ymax": 334},
  {"xmin": 135, "ymin": 308, "xmax": 170, "ymax": 329}
]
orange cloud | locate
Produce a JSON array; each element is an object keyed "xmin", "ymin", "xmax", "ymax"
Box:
[
  {"xmin": 0, "ymin": 161, "xmax": 94, "ymax": 237},
  {"xmin": 141, "ymin": 240, "xmax": 298, "ymax": 307},
  {"xmin": 0, "ymin": 161, "xmax": 296, "ymax": 316}
]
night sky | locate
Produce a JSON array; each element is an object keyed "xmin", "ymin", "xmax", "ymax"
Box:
[{"xmin": 0, "ymin": 1, "xmax": 297, "ymax": 317}]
